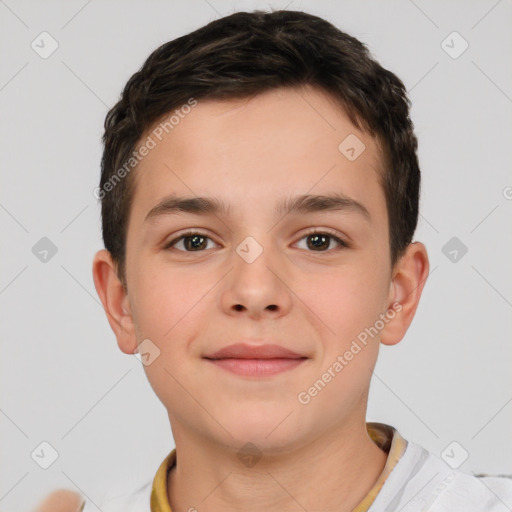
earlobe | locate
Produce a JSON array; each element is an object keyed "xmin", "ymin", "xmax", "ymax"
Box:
[
  {"xmin": 380, "ymin": 242, "xmax": 430, "ymax": 346},
  {"xmin": 92, "ymin": 249, "xmax": 138, "ymax": 355}
]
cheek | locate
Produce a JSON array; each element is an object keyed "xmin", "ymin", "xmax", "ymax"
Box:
[
  {"xmin": 296, "ymin": 269, "xmax": 384, "ymax": 417},
  {"xmin": 126, "ymin": 227, "xmax": 200, "ymax": 331},
  {"xmin": 130, "ymin": 268, "xmax": 208, "ymax": 407},
  {"xmin": 129, "ymin": 263, "xmax": 221, "ymax": 389},
  {"xmin": 131, "ymin": 263, "xmax": 204, "ymax": 337},
  {"xmin": 300, "ymin": 263, "xmax": 387, "ymax": 343}
]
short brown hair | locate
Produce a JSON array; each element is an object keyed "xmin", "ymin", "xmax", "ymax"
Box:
[{"xmin": 99, "ymin": 9, "xmax": 420, "ymax": 286}]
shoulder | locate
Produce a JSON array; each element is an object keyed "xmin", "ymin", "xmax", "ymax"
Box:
[
  {"xmin": 376, "ymin": 438, "xmax": 512, "ymax": 512},
  {"xmin": 428, "ymin": 471, "xmax": 512, "ymax": 511},
  {"xmin": 82, "ymin": 480, "xmax": 152, "ymax": 512},
  {"xmin": 80, "ymin": 451, "xmax": 174, "ymax": 512}
]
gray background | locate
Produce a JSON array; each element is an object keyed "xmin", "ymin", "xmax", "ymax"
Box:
[{"xmin": 1, "ymin": 0, "xmax": 511, "ymax": 510}]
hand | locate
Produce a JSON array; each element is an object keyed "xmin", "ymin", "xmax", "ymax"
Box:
[{"xmin": 32, "ymin": 489, "xmax": 85, "ymax": 512}]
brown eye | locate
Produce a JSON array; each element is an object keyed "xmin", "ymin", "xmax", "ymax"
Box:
[
  {"xmin": 165, "ymin": 232, "xmax": 216, "ymax": 252},
  {"xmin": 295, "ymin": 230, "xmax": 348, "ymax": 252},
  {"xmin": 307, "ymin": 233, "xmax": 331, "ymax": 251}
]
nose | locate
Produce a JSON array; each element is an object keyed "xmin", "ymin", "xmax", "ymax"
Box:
[{"xmin": 220, "ymin": 239, "xmax": 293, "ymax": 319}]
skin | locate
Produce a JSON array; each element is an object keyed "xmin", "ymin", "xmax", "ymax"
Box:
[
  {"xmin": 37, "ymin": 85, "xmax": 429, "ymax": 512},
  {"xmin": 32, "ymin": 490, "xmax": 84, "ymax": 512}
]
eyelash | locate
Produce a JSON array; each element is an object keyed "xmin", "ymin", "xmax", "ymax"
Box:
[{"xmin": 163, "ymin": 228, "xmax": 349, "ymax": 253}]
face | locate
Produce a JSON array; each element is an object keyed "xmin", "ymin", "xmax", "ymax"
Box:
[{"xmin": 104, "ymin": 86, "xmax": 405, "ymax": 452}]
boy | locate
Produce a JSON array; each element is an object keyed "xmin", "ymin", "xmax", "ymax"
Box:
[{"xmin": 37, "ymin": 9, "xmax": 512, "ymax": 512}]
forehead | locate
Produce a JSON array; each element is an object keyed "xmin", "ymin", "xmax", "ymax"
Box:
[{"xmin": 129, "ymin": 85, "xmax": 386, "ymax": 227}]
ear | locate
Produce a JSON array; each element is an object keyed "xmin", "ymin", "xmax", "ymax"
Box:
[
  {"xmin": 92, "ymin": 249, "xmax": 138, "ymax": 355},
  {"xmin": 380, "ymin": 242, "xmax": 430, "ymax": 346}
]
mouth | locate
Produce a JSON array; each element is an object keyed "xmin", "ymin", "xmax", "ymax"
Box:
[{"xmin": 203, "ymin": 343, "xmax": 308, "ymax": 377}]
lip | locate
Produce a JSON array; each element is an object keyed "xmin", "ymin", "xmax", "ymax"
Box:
[
  {"xmin": 203, "ymin": 343, "xmax": 308, "ymax": 377},
  {"xmin": 205, "ymin": 343, "xmax": 305, "ymax": 360}
]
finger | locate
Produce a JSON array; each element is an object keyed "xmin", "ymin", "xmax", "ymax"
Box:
[{"xmin": 32, "ymin": 489, "xmax": 85, "ymax": 512}]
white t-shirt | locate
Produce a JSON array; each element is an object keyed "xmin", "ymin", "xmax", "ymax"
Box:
[{"xmin": 83, "ymin": 424, "xmax": 512, "ymax": 512}]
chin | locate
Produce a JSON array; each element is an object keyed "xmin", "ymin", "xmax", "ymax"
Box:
[{"xmin": 217, "ymin": 404, "xmax": 309, "ymax": 454}]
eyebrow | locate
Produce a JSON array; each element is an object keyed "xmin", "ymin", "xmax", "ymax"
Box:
[{"xmin": 144, "ymin": 192, "xmax": 371, "ymax": 223}]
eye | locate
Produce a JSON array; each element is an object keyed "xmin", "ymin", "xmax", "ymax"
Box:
[
  {"xmin": 295, "ymin": 229, "xmax": 349, "ymax": 252},
  {"xmin": 164, "ymin": 231, "xmax": 217, "ymax": 252},
  {"xmin": 163, "ymin": 229, "xmax": 349, "ymax": 253}
]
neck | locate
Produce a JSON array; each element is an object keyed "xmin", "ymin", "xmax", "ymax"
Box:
[{"xmin": 166, "ymin": 421, "xmax": 388, "ymax": 512}]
